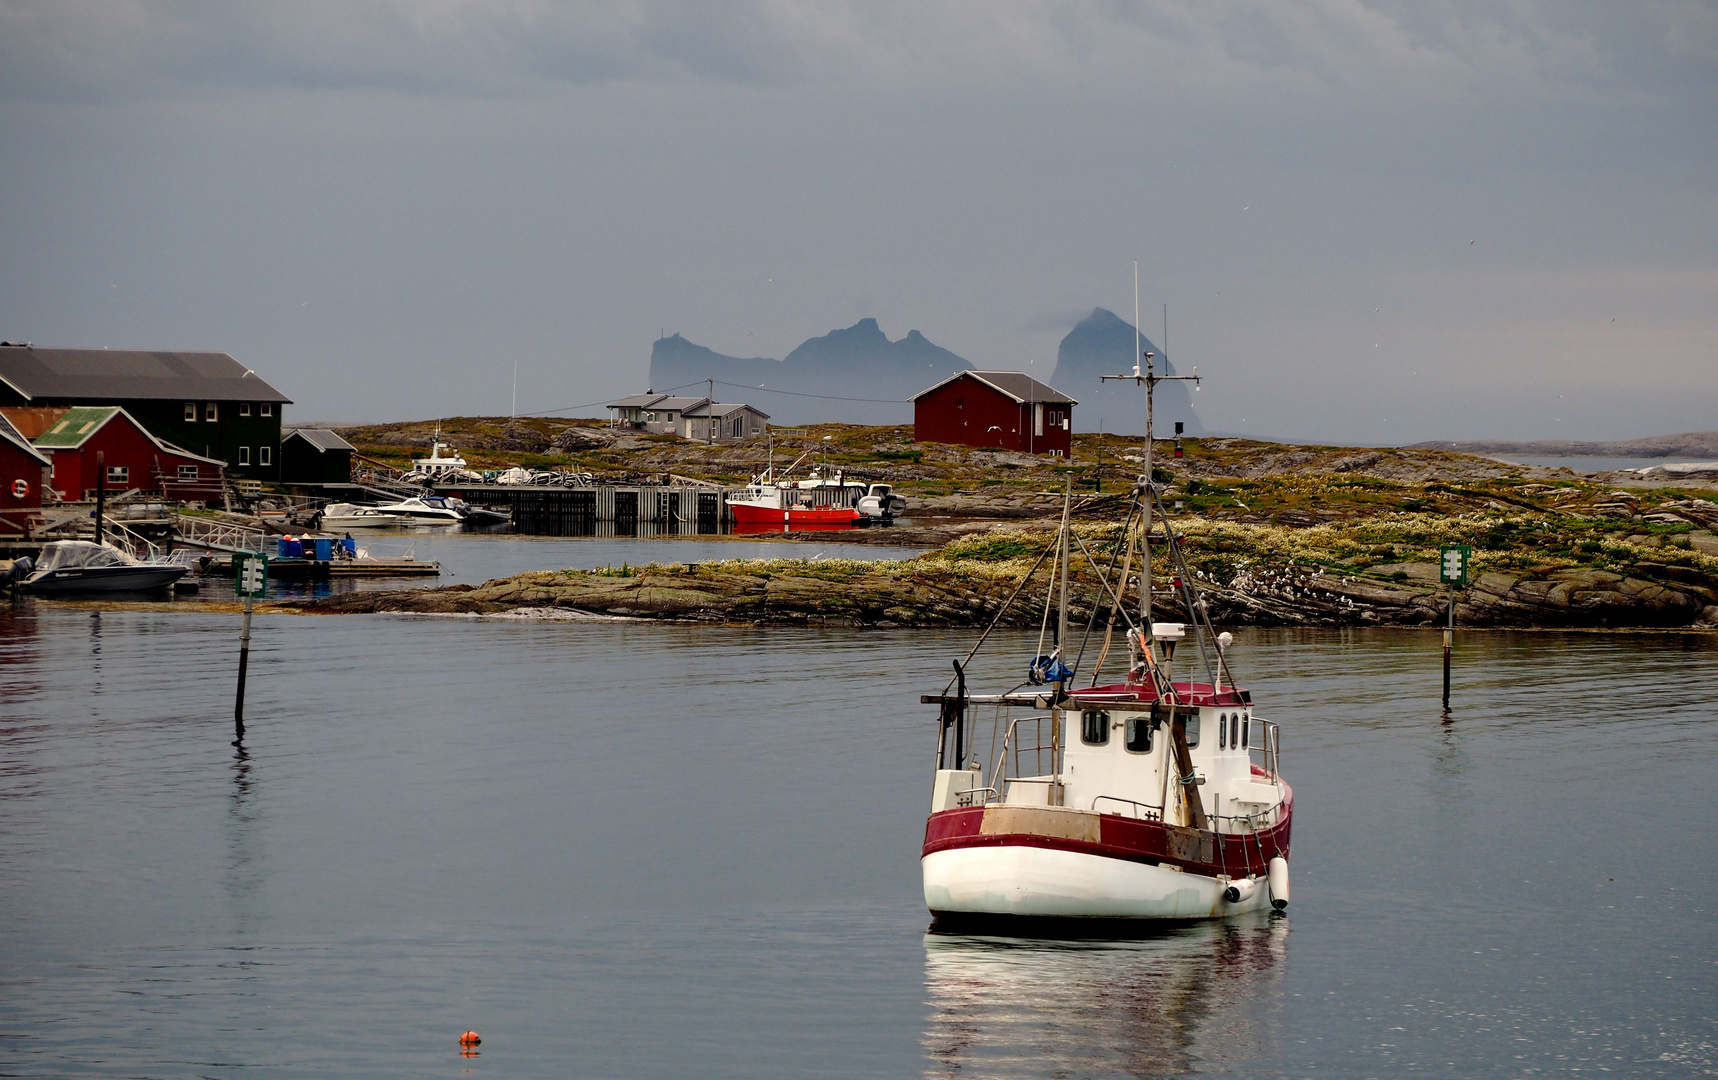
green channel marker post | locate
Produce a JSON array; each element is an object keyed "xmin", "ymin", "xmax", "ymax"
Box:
[
  {"xmin": 233, "ymin": 552, "xmax": 269, "ymax": 728},
  {"xmin": 1439, "ymin": 545, "xmax": 1472, "ymax": 711}
]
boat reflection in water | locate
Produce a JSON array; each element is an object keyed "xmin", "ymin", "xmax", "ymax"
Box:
[{"xmin": 923, "ymin": 915, "xmax": 1287, "ymax": 1078}]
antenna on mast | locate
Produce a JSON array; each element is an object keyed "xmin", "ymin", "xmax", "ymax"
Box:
[
  {"xmin": 1133, "ymin": 261, "xmax": 1143, "ymax": 378},
  {"xmin": 1103, "ymin": 271, "xmax": 1201, "ymax": 651}
]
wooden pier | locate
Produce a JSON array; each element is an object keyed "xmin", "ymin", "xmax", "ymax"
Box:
[{"xmin": 435, "ymin": 484, "xmax": 727, "ymax": 536}]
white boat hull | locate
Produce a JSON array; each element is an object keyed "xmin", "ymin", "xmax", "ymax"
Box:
[{"xmin": 923, "ymin": 845, "xmax": 1275, "ymax": 922}]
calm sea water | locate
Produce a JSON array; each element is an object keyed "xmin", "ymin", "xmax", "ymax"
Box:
[
  {"xmin": 1, "ymin": 599, "xmax": 1714, "ymax": 1077},
  {"xmin": 1493, "ymin": 454, "xmax": 1711, "ymax": 473}
]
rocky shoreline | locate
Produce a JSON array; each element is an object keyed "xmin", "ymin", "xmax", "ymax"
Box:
[{"xmin": 295, "ymin": 546, "xmax": 1718, "ymax": 630}]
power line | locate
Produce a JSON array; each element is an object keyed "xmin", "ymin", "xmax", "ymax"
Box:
[
  {"xmin": 515, "ymin": 379, "xmax": 708, "ymax": 418},
  {"xmin": 710, "ymin": 379, "xmax": 907, "ymax": 404}
]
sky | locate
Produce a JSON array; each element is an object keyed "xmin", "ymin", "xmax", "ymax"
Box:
[{"xmin": 0, "ymin": 1, "xmax": 1713, "ymax": 444}]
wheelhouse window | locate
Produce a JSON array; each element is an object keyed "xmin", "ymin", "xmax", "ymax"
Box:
[
  {"xmin": 1125, "ymin": 716, "xmax": 1154, "ymax": 753},
  {"xmin": 106, "ymin": 466, "xmax": 128, "ymax": 484},
  {"xmin": 1219, "ymin": 712, "xmax": 1228, "ymax": 749},
  {"xmin": 1240, "ymin": 715, "xmax": 1249, "ymax": 749},
  {"xmin": 1184, "ymin": 712, "xmax": 1200, "ymax": 748},
  {"xmin": 184, "ymin": 402, "xmax": 197, "ymax": 421},
  {"xmin": 1081, "ymin": 710, "xmax": 1110, "ymax": 746},
  {"xmin": 239, "ymin": 402, "xmax": 252, "ymax": 417},
  {"xmin": 260, "ymin": 446, "xmax": 272, "ymax": 466},
  {"xmin": 177, "ymin": 465, "xmax": 198, "ymax": 480},
  {"xmin": 205, "ymin": 403, "xmax": 218, "ymax": 422},
  {"xmin": 238, "ymin": 446, "xmax": 250, "ymax": 465},
  {"xmin": 1230, "ymin": 714, "xmax": 1240, "ymax": 750}
]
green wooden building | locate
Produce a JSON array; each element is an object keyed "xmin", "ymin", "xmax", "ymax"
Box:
[{"xmin": 0, "ymin": 344, "xmax": 291, "ymax": 481}]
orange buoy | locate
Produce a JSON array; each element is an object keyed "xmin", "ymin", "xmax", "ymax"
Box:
[{"xmin": 459, "ymin": 1031, "xmax": 481, "ymax": 1047}]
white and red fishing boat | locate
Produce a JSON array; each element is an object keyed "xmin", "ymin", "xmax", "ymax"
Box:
[
  {"xmin": 920, "ymin": 320, "xmax": 1291, "ymax": 931},
  {"xmin": 725, "ymin": 460, "xmax": 862, "ymax": 526}
]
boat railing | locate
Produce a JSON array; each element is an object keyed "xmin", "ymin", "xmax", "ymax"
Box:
[
  {"xmin": 993, "ymin": 714, "xmax": 1062, "ymax": 793},
  {"xmin": 1247, "ymin": 718, "xmax": 1283, "ymax": 785},
  {"xmin": 1207, "ymin": 802, "xmax": 1290, "ymax": 835},
  {"xmin": 1091, "ymin": 795, "xmax": 1163, "ymax": 822}
]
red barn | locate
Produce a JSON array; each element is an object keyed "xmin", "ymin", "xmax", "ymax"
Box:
[
  {"xmin": 911, "ymin": 371, "xmax": 1077, "ymax": 456},
  {"xmin": 28, "ymin": 405, "xmax": 226, "ymax": 503},
  {"xmin": 0, "ymin": 410, "xmax": 51, "ymax": 537}
]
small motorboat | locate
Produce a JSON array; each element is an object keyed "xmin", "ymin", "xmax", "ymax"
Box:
[
  {"xmin": 6, "ymin": 540, "xmax": 188, "ymax": 594},
  {"xmin": 317, "ymin": 503, "xmax": 410, "ymax": 530},
  {"xmin": 372, "ymin": 494, "xmax": 472, "ymax": 525}
]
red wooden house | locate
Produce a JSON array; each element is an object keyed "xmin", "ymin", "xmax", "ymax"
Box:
[
  {"xmin": 911, "ymin": 371, "xmax": 1077, "ymax": 456},
  {"xmin": 0, "ymin": 410, "xmax": 51, "ymax": 537},
  {"xmin": 28, "ymin": 405, "xmax": 226, "ymax": 503}
]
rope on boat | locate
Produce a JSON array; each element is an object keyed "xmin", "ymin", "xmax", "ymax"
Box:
[{"xmin": 938, "ymin": 537, "xmax": 1061, "ymax": 699}]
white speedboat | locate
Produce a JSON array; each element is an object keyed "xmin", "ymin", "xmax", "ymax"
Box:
[
  {"xmin": 372, "ymin": 494, "xmax": 471, "ymax": 525},
  {"xmin": 317, "ymin": 503, "xmax": 410, "ymax": 530},
  {"xmin": 920, "ymin": 339, "xmax": 1290, "ymax": 932}
]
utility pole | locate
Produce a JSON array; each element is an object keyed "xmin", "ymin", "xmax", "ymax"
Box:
[{"xmin": 708, "ymin": 377, "xmax": 715, "ymax": 445}]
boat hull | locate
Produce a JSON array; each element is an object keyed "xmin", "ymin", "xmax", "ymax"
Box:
[
  {"xmin": 922, "ymin": 800, "xmax": 1291, "ymax": 924},
  {"xmin": 728, "ymin": 502, "xmax": 860, "ymax": 525},
  {"xmin": 23, "ymin": 565, "xmax": 188, "ymax": 593},
  {"xmin": 924, "ymin": 845, "xmax": 1272, "ymax": 922}
]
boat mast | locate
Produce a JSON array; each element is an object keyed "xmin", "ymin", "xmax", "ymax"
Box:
[{"xmin": 1103, "ymin": 264, "xmax": 1199, "ymax": 663}]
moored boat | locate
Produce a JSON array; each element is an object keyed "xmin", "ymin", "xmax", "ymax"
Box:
[
  {"xmin": 372, "ymin": 494, "xmax": 473, "ymax": 525},
  {"xmin": 920, "ymin": 324, "xmax": 1290, "ymax": 931},
  {"xmin": 726, "ymin": 469, "xmax": 862, "ymax": 526},
  {"xmin": 317, "ymin": 503, "xmax": 410, "ymax": 530},
  {"xmin": 7, "ymin": 540, "xmax": 188, "ymax": 594}
]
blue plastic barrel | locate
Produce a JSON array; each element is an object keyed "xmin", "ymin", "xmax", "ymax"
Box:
[
  {"xmin": 277, "ymin": 538, "xmax": 291, "ymax": 557},
  {"xmin": 313, "ymin": 538, "xmax": 334, "ymax": 562},
  {"xmin": 342, "ymin": 537, "xmax": 357, "ymax": 556}
]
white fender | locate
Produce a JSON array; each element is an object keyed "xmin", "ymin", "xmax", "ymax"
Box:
[
  {"xmin": 1222, "ymin": 877, "xmax": 1260, "ymax": 904},
  {"xmin": 1268, "ymin": 856, "xmax": 1289, "ymax": 911}
]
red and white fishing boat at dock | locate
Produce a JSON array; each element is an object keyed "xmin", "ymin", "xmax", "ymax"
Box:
[{"xmin": 920, "ymin": 312, "xmax": 1291, "ymax": 931}]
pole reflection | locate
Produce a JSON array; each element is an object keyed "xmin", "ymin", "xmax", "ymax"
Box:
[{"xmin": 923, "ymin": 916, "xmax": 1288, "ymax": 1079}]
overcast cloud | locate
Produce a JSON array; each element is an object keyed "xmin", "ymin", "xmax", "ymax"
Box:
[{"xmin": 1, "ymin": 1, "xmax": 1713, "ymax": 442}]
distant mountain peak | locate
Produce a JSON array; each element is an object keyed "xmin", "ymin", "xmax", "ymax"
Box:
[
  {"xmin": 1051, "ymin": 306, "xmax": 1201, "ymax": 435},
  {"xmin": 650, "ymin": 318, "xmax": 969, "ymax": 424}
]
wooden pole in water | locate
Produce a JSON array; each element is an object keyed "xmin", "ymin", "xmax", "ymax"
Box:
[
  {"xmin": 95, "ymin": 451, "xmax": 105, "ymax": 543},
  {"xmin": 235, "ymin": 592, "xmax": 253, "ymax": 726},
  {"xmin": 1442, "ymin": 583, "xmax": 1453, "ymax": 712}
]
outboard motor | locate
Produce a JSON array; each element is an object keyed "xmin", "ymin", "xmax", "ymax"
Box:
[{"xmin": 1, "ymin": 556, "xmax": 34, "ymax": 590}]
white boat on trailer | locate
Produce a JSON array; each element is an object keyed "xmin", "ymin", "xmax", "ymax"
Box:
[{"xmin": 920, "ymin": 325, "xmax": 1291, "ymax": 932}]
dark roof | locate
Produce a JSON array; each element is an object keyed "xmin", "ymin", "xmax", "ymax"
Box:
[
  {"xmin": 284, "ymin": 428, "xmax": 356, "ymax": 452},
  {"xmin": 0, "ymin": 409, "xmax": 50, "ymax": 465},
  {"xmin": 682, "ymin": 402, "xmax": 770, "ymax": 420},
  {"xmin": 0, "ymin": 346, "xmax": 292, "ymax": 404},
  {"xmin": 609, "ymin": 393, "xmax": 712, "ymax": 412},
  {"xmin": 911, "ymin": 370, "xmax": 1077, "ymax": 406}
]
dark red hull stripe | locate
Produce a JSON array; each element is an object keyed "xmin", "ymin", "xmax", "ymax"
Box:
[{"xmin": 922, "ymin": 805, "xmax": 1293, "ymax": 880}]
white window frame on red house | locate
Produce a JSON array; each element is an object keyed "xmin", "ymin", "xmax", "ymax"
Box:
[
  {"xmin": 106, "ymin": 466, "xmax": 129, "ymax": 484},
  {"xmin": 178, "ymin": 465, "xmax": 198, "ymax": 480}
]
